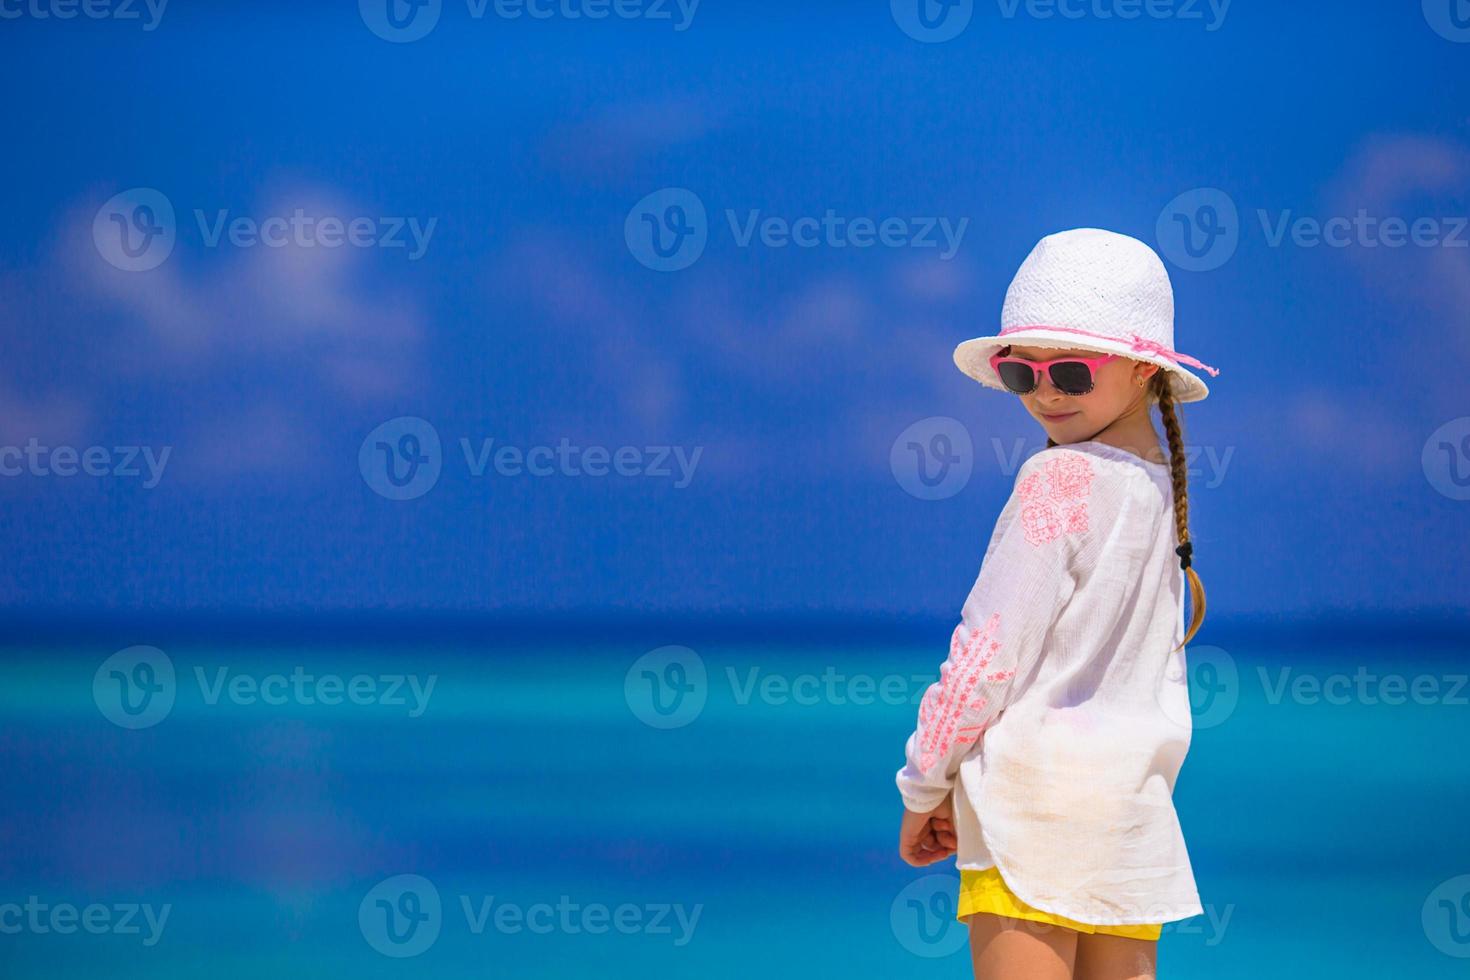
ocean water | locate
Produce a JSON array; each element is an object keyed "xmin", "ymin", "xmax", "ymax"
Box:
[{"xmin": 1, "ymin": 628, "xmax": 1467, "ymax": 978}]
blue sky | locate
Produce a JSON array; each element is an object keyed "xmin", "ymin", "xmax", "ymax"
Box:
[{"xmin": 1, "ymin": 1, "xmax": 1468, "ymax": 619}]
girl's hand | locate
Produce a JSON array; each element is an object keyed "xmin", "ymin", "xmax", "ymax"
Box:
[{"xmin": 898, "ymin": 794, "xmax": 958, "ymax": 866}]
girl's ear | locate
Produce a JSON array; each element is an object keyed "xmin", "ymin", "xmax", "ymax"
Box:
[{"xmin": 1134, "ymin": 360, "xmax": 1162, "ymax": 383}]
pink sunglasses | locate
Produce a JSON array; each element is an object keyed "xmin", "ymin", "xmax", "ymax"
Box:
[{"xmin": 988, "ymin": 350, "xmax": 1121, "ymax": 396}]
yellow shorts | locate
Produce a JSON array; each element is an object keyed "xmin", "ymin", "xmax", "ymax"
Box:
[{"xmin": 958, "ymin": 867, "xmax": 1163, "ymax": 941}]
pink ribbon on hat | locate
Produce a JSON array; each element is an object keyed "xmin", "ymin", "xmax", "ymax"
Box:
[{"xmin": 999, "ymin": 324, "xmax": 1220, "ymax": 377}]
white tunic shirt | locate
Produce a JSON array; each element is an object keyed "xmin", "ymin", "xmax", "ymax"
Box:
[{"xmin": 895, "ymin": 441, "xmax": 1203, "ymax": 925}]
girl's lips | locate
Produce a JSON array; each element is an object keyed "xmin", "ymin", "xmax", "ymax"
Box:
[{"xmin": 1040, "ymin": 411, "xmax": 1079, "ymax": 422}]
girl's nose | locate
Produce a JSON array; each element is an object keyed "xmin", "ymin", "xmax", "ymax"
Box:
[{"xmin": 1033, "ymin": 372, "xmax": 1066, "ymax": 401}]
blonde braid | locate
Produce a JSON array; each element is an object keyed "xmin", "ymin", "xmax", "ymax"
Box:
[
  {"xmin": 1154, "ymin": 375, "xmax": 1206, "ymax": 647},
  {"xmin": 1037, "ymin": 369, "xmax": 1206, "ymax": 648}
]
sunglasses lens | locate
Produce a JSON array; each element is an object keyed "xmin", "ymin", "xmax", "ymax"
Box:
[
  {"xmin": 996, "ymin": 361, "xmax": 1038, "ymax": 394},
  {"xmin": 1048, "ymin": 361, "xmax": 1094, "ymax": 395}
]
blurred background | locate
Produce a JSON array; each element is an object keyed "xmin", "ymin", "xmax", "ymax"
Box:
[{"xmin": 1, "ymin": 1, "xmax": 1468, "ymax": 976}]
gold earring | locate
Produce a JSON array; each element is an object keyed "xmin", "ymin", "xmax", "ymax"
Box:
[{"xmin": 1135, "ymin": 376, "xmax": 1146, "ymax": 388}]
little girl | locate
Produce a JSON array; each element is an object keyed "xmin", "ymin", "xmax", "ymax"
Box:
[{"xmin": 894, "ymin": 228, "xmax": 1220, "ymax": 980}]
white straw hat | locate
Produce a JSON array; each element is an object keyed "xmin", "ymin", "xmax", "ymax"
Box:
[{"xmin": 954, "ymin": 228, "xmax": 1219, "ymax": 403}]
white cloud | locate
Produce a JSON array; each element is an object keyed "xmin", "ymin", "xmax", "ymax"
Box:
[
  {"xmin": 0, "ymin": 185, "xmax": 432, "ymax": 481},
  {"xmin": 491, "ymin": 229, "xmax": 987, "ymax": 481},
  {"xmin": 1325, "ymin": 133, "xmax": 1470, "ymax": 349}
]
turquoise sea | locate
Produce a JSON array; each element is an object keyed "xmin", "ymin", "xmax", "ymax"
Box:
[{"xmin": 1, "ymin": 624, "xmax": 1467, "ymax": 978}]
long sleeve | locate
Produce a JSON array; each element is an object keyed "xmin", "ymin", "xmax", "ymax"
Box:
[{"xmin": 895, "ymin": 448, "xmax": 1098, "ymax": 813}]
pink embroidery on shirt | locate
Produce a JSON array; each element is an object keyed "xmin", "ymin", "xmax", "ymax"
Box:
[
  {"xmin": 915, "ymin": 612, "xmax": 1005, "ymax": 772},
  {"xmin": 1016, "ymin": 453, "xmax": 1095, "ymax": 547},
  {"xmin": 907, "ymin": 455, "xmax": 1094, "ymax": 776},
  {"xmin": 1020, "ymin": 501, "xmax": 1061, "ymax": 544}
]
